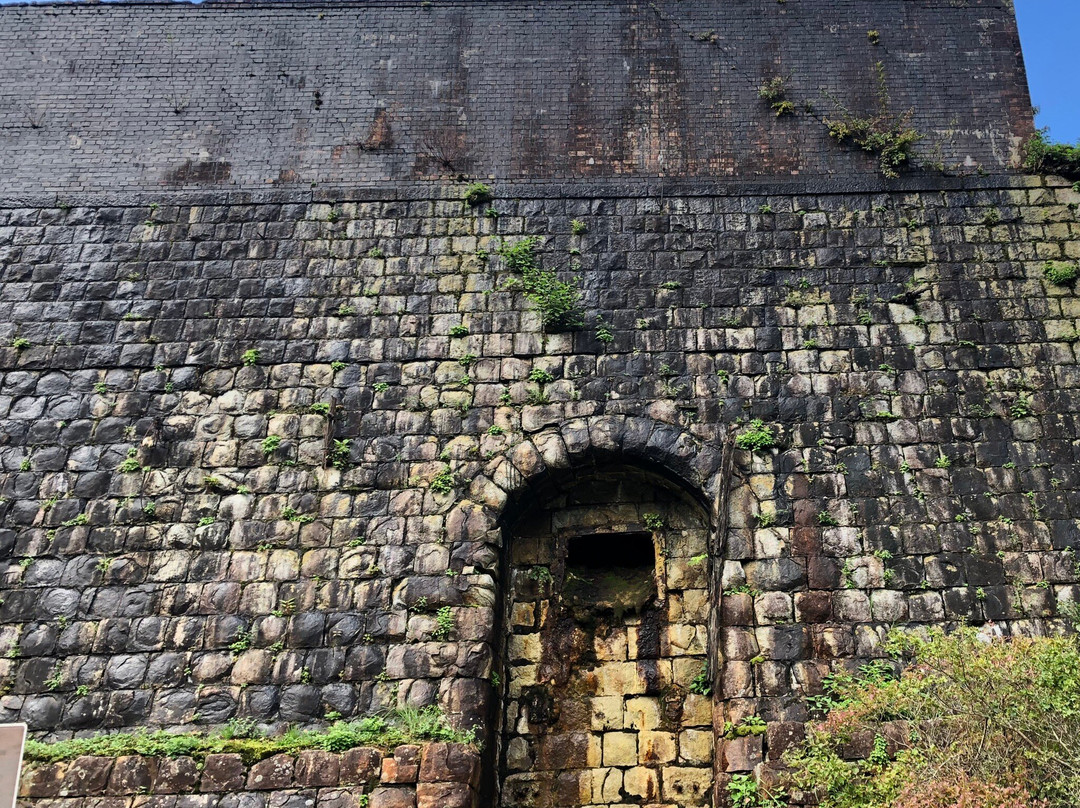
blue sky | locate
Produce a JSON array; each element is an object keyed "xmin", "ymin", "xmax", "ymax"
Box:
[{"xmin": 1015, "ymin": 0, "xmax": 1080, "ymax": 143}]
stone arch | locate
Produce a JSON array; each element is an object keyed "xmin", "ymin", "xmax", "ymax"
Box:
[{"xmin": 445, "ymin": 415, "xmax": 727, "ymax": 807}]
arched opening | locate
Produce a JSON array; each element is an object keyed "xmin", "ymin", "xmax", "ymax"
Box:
[{"xmin": 495, "ymin": 462, "xmax": 715, "ymax": 808}]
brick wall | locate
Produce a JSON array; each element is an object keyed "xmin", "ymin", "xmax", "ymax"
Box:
[{"xmin": 0, "ymin": 0, "xmax": 1031, "ymax": 194}]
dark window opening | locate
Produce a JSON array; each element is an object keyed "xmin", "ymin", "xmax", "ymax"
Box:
[
  {"xmin": 567, "ymin": 532, "xmax": 655, "ymax": 570},
  {"xmin": 564, "ymin": 532, "xmax": 657, "ymax": 618}
]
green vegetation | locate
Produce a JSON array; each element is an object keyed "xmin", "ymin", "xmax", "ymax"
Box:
[
  {"xmin": 824, "ymin": 62, "xmax": 921, "ymax": 178},
  {"xmin": 728, "ymin": 773, "xmax": 785, "ymax": 808},
  {"xmin": 1009, "ymin": 394, "xmax": 1034, "ymax": 419},
  {"xmin": 430, "ymin": 466, "xmax": 455, "ymax": 494},
  {"xmin": 527, "ymin": 367, "xmax": 554, "ymax": 384},
  {"xmin": 328, "ymin": 439, "xmax": 351, "ymax": 470},
  {"xmin": 432, "ymin": 606, "xmax": 454, "ymax": 641},
  {"xmin": 642, "ymin": 512, "xmax": 664, "ymax": 531},
  {"xmin": 448, "ymin": 325, "xmax": 470, "ymax": 337},
  {"xmin": 688, "ymin": 668, "xmax": 712, "ymax": 696},
  {"xmin": 758, "ymin": 77, "xmax": 794, "ymax": 117},
  {"xmin": 241, "ymin": 348, "xmax": 260, "ymax": 367},
  {"xmin": 117, "ymin": 448, "xmax": 142, "ymax": 473},
  {"xmin": 723, "ymin": 715, "xmax": 767, "ymax": 740},
  {"xmin": 11, "ymin": 337, "xmax": 29, "ymax": 351},
  {"xmin": 498, "ymin": 237, "xmax": 584, "ymax": 331},
  {"xmin": 1023, "ymin": 130, "xmax": 1080, "ymax": 180},
  {"xmin": 281, "ymin": 506, "xmax": 314, "ymax": 524},
  {"xmin": 1044, "ymin": 260, "xmax": 1079, "ymax": 287},
  {"xmin": 595, "ymin": 317, "xmax": 614, "ymax": 344},
  {"xmin": 24, "ymin": 707, "xmax": 477, "ymax": 765},
  {"xmin": 785, "ymin": 628, "xmax": 1080, "ymax": 808},
  {"xmin": 735, "ymin": 419, "xmax": 776, "ymax": 452},
  {"xmin": 817, "ymin": 510, "xmax": 839, "ymax": 527},
  {"xmin": 462, "ymin": 182, "xmax": 493, "ymax": 207},
  {"xmin": 261, "ymin": 435, "xmax": 282, "ymax": 455},
  {"xmin": 570, "ymin": 219, "xmax": 588, "ymax": 235}
]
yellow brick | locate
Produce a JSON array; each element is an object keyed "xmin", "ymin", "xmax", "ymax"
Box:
[
  {"xmin": 594, "ymin": 627, "xmax": 628, "ymax": 661},
  {"xmin": 681, "ymin": 694, "xmax": 713, "ymax": 728},
  {"xmin": 667, "ymin": 624, "xmax": 705, "ymax": 655},
  {"xmin": 595, "ymin": 662, "xmax": 645, "ymax": 696},
  {"xmin": 510, "ymin": 601, "xmax": 535, "ymax": 629},
  {"xmin": 506, "ymin": 633, "xmax": 542, "ymax": 664}
]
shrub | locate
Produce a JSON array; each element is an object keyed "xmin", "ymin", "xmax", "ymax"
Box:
[
  {"xmin": 784, "ymin": 628, "xmax": 1080, "ymax": 808},
  {"xmin": 758, "ymin": 76, "xmax": 794, "ymax": 117},
  {"xmin": 462, "ymin": 182, "xmax": 493, "ymax": 207},
  {"xmin": 432, "ymin": 606, "xmax": 453, "ymax": 641},
  {"xmin": 328, "ymin": 439, "xmax": 351, "ymax": 470},
  {"xmin": 1023, "ymin": 129, "xmax": 1080, "ymax": 180},
  {"xmin": 734, "ymin": 419, "xmax": 776, "ymax": 452},
  {"xmin": 498, "ymin": 238, "xmax": 584, "ymax": 331},
  {"xmin": 1044, "ymin": 260, "xmax": 1079, "ymax": 286}
]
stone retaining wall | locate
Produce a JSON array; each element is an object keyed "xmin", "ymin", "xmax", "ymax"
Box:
[
  {"xmin": 2, "ymin": 174, "xmax": 1079, "ymax": 803},
  {"xmin": 18, "ymin": 742, "xmax": 481, "ymax": 808}
]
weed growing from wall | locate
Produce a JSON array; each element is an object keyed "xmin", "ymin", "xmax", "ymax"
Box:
[
  {"xmin": 24, "ymin": 706, "xmax": 477, "ymax": 764},
  {"xmin": 735, "ymin": 419, "xmax": 776, "ymax": 452},
  {"xmin": 759, "ymin": 76, "xmax": 795, "ymax": 116},
  {"xmin": 1044, "ymin": 260, "xmax": 1079, "ymax": 286},
  {"xmin": 824, "ymin": 62, "xmax": 922, "ymax": 178},
  {"xmin": 498, "ymin": 237, "xmax": 584, "ymax": 331},
  {"xmin": 462, "ymin": 182, "xmax": 493, "ymax": 207}
]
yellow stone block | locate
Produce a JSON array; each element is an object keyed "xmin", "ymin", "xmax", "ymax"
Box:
[
  {"xmin": 589, "ymin": 767, "xmax": 623, "ymax": 803},
  {"xmin": 507, "ymin": 633, "xmax": 542, "ymax": 664},
  {"xmin": 682, "ymin": 694, "xmax": 713, "ymax": 727},
  {"xmin": 623, "ymin": 767, "xmax": 660, "ymax": 801},
  {"xmin": 595, "ymin": 662, "xmax": 645, "ymax": 696},
  {"xmin": 624, "ymin": 696, "xmax": 662, "ymax": 730},
  {"xmin": 667, "ymin": 624, "xmax": 705, "ymax": 655},
  {"xmin": 510, "ymin": 601, "xmax": 535, "ymax": 629},
  {"xmin": 590, "ymin": 696, "xmax": 624, "ymax": 730},
  {"xmin": 507, "ymin": 664, "xmax": 537, "ymax": 697},
  {"xmin": 639, "ymin": 730, "xmax": 677, "ymax": 765},
  {"xmin": 661, "ymin": 766, "xmax": 713, "ymax": 806},
  {"xmin": 594, "ymin": 627, "xmax": 628, "ymax": 661},
  {"xmin": 678, "ymin": 729, "xmax": 714, "ymax": 764},
  {"xmin": 602, "ymin": 732, "xmax": 638, "ymax": 766}
]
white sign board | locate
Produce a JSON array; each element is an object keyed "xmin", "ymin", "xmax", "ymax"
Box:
[{"xmin": 0, "ymin": 725, "xmax": 25, "ymax": 808}]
